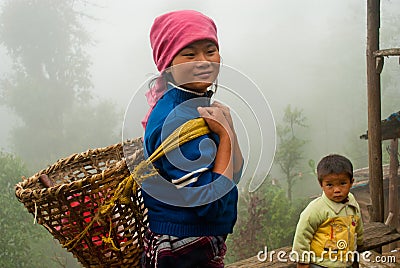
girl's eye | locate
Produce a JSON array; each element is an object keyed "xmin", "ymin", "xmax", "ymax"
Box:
[{"xmin": 183, "ymin": 53, "xmax": 195, "ymax": 57}]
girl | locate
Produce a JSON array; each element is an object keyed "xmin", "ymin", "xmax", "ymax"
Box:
[{"xmin": 141, "ymin": 10, "xmax": 243, "ymax": 268}]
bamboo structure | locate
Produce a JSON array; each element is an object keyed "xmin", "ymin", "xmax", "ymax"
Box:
[
  {"xmin": 388, "ymin": 139, "xmax": 399, "ymax": 250},
  {"xmin": 366, "ymin": 0, "xmax": 384, "ymax": 223}
]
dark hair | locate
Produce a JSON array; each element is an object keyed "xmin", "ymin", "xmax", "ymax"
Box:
[
  {"xmin": 316, "ymin": 154, "xmax": 353, "ymax": 184},
  {"xmin": 148, "ymin": 71, "xmax": 171, "ymax": 90}
]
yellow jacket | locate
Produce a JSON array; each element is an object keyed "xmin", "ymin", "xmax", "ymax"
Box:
[{"xmin": 292, "ymin": 192, "xmax": 363, "ymax": 268}]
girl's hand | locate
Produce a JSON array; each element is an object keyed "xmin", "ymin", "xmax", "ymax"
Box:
[
  {"xmin": 211, "ymin": 101, "xmax": 234, "ymax": 131},
  {"xmin": 209, "ymin": 101, "xmax": 243, "ymax": 176},
  {"xmin": 197, "ymin": 106, "xmax": 232, "ymax": 138},
  {"xmin": 198, "ymin": 106, "xmax": 234, "ymax": 179}
]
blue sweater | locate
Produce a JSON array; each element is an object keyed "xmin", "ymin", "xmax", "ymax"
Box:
[{"xmin": 142, "ymin": 84, "xmax": 241, "ymax": 237}]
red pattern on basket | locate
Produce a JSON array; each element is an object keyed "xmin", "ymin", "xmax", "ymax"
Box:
[{"xmin": 55, "ymin": 193, "xmax": 127, "ymax": 248}]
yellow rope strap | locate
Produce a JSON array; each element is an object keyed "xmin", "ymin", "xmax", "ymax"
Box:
[
  {"xmin": 63, "ymin": 118, "xmax": 210, "ymax": 250},
  {"xmin": 102, "ymin": 217, "xmax": 121, "ymax": 251}
]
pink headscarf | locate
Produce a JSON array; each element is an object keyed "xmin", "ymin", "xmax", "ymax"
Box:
[{"xmin": 142, "ymin": 10, "xmax": 219, "ymax": 129}]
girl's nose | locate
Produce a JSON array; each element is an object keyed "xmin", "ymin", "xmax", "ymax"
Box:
[{"xmin": 195, "ymin": 58, "xmax": 211, "ymax": 68}]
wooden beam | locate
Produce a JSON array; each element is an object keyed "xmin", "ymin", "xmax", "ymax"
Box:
[
  {"xmin": 226, "ymin": 223, "xmax": 400, "ymax": 268},
  {"xmin": 366, "ymin": 0, "xmax": 384, "ymax": 223},
  {"xmin": 362, "ymin": 221, "xmax": 400, "ymax": 251},
  {"xmin": 382, "ymin": 127, "xmax": 400, "ymax": 140},
  {"xmin": 388, "ymin": 139, "xmax": 399, "ymax": 250},
  {"xmin": 373, "ymin": 48, "xmax": 400, "ymax": 57}
]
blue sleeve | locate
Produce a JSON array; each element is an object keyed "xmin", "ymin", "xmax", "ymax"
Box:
[{"xmin": 145, "ymin": 125, "xmax": 237, "ymax": 218}]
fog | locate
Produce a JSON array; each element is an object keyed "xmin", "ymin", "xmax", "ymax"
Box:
[{"xmin": 1, "ymin": 0, "xmax": 399, "ymax": 195}]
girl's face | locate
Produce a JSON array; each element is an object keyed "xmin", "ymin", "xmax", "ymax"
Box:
[{"xmin": 169, "ymin": 39, "xmax": 220, "ymax": 93}]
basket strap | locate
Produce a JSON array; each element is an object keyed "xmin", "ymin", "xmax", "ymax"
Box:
[
  {"xmin": 101, "ymin": 117, "xmax": 211, "ymax": 213},
  {"xmin": 147, "ymin": 117, "xmax": 210, "ymax": 163},
  {"xmin": 64, "ymin": 118, "xmax": 210, "ymax": 250}
]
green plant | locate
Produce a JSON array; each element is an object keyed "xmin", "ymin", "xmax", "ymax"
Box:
[
  {"xmin": 225, "ymin": 177, "xmax": 308, "ymax": 264},
  {"xmin": 274, "ymin": 105, "xmax": 308, "ymax": 201}
]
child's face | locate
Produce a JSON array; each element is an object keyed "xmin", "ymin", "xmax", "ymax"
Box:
[
  {"xmin": 320, "ymin": 172, "xmax": 353, "ymax": 203},
  {"xmin": 169, "ymin": 39, "xmax": 220, "ymax": 93}
]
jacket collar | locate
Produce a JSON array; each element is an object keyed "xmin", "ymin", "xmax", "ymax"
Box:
[{"xmin": 321, "ymin": 192, "xmax": 359, "ymax": 214}]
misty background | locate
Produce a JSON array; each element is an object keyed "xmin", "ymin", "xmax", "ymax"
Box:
[
  {"xmin": 0, "ymin": 0, "xmax": 399, "ymax": 205},
  {"xmin": 0, "ymin": 0, "xmax": 399, "ymax": 266},
  {"xmin": 2, "ymin": 0, "xmax": 399, "ymax": 191}
]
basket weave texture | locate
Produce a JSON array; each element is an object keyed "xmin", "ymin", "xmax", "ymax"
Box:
[{"xmin": 15, "ymin": 138, "xmax": 148, "ymax": 268}]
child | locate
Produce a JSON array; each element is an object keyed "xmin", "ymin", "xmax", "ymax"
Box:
[
  {"xmin": 141, "ymin": 10, "xmax": 243, "ymax": 268},
  {"xmin": 292, "ymin": 154, "xmax": 363, "ymax": 268}
]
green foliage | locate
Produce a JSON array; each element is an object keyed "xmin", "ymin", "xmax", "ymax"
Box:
[
  {"xmin": 0, "ymin": 1, "xmax": 119, "ymax": 266},
  {"xmin": 0, "ymin": 151, "xmax": 43, "ymax": 267},
  {"xmin": 225, "ymin": 177, "xmax": 309, "ymax": 264},
  {"xmin": 274, "ymin": 105, "xmax": 308, "ymax": 201},
  {"xmin": 0, "ymin": 151, "xmax": 81, "ymax": 267},
  {"xmin": 0, "ymin": 0, "xmax": 121, "ymax": 170}
]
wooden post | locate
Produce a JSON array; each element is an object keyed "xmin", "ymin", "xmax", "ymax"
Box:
[
  {"xmin": 366, "ymin": 0, "xmax": 384, "ymax": 223},
  {"xmin": 388, "ymin": 139, "xmax": 399, "ymax": 250}
]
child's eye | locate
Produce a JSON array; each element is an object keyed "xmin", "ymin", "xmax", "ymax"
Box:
[{"xmin": 182, "ymin": 53, "xmax": 195, "ymax": 57}]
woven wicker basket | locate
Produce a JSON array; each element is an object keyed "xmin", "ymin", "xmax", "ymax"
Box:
[{"xmin": 15, "ymin": 138, "xmax": 148, "ymax": 268}]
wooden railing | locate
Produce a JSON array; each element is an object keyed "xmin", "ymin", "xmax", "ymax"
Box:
[{"xmin": 226, "ymin": 222, "xmax": 400, "ymax": 268}]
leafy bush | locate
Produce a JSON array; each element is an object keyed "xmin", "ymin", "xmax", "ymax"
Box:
[
  {"xmin": 225, "ymin": 177, "xmax": 309, "ymax": 264},
  {"xmin": 0, "ymin": 151, "xmax": 80, "ymax": 268},
  {"xmin": 0, "ymin": 151, "xmax": 41, "ymax": 267}
]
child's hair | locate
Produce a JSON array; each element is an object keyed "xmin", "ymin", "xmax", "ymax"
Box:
[{"xmin": 316, "ymin": 154, "xmax": 353, "ymax": 184}]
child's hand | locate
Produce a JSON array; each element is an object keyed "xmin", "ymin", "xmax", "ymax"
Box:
[{"xmin": 197, "ymin": 106, "xmax": 232, "ymax": 138}]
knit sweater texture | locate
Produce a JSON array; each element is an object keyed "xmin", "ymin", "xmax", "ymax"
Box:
[{"xmin": 142, "ymin": 84, "xmax": 241, "ymax": 237}]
